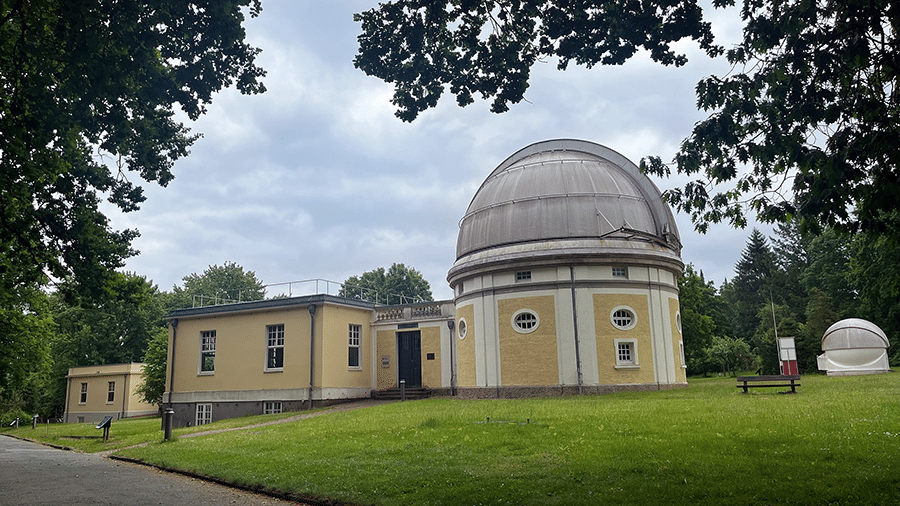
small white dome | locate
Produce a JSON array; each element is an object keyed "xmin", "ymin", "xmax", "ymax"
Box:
[{"xmin": 822, "ymin": 318, "xmax": 889, "ymax": 351}]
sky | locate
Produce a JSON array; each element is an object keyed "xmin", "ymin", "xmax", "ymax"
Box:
[{"xmin": 105, "ymin": 1, "xmax": 773, "ymax": 301}]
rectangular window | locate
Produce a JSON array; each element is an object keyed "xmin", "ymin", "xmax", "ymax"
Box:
[
  {"xmin": 107, "ymin": 381, "xmax": 115, "ymax": 403},
  {"xmin": 263, "ymin": 401, "xmax": 283, "ymax": 415},
  {"xmin": 266, "ymin": 324, "xmax": 285, "ymax": 370},
  {"xmin": 196, "ymin": 403, "xmax": 212, "ymax": 426},
  {"xmin": 200, "ymin": 330, "xmax": 216, "ymax": 373},
  {"xmin": 612, "ymin": 266, "xmax": 628, "ymax": 278},
  {"xmin": 617, "ymin": 342, "xmax": 633, "ymax": 362},
  {"xmin": 348, "ymin": 324, "xmax": 361, "ymax": 368},
  {"xmin": 77, "ymin": 416, "xmax": 85, "ymax": 423},
  {"xmin": 615, "ymin": 339, "xmax": 638, "ymax": 367},
  {"xmin": 79, "ymin": 383, "xmax": 87, "ymax": 404},
  {"xmin": 516, "ymin": 270, "xmax": 532, "ymax": 282}
]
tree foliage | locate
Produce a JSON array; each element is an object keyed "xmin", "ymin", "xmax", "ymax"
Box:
[
  {"xmin": 137, "ymin": 327, "xmax": 169, "ymax": 406},
  {"xmin": 355, "ymin": 0, "xmax": 900, "ymax": 240},
  {"xmin": 1, "ymin": 0, "xmax": 266, "ymax": 299},
  {"xmin": 339, "ymin": 263, "xmax": 433, "ymax": 304},
  {"xmin": 678, "ymin": 264, "xmax": 719, "ymax": 375},
  {"xmin": 168, "ymin": 261, "xmax": 266, "ymax": 310},
  {"xmin": 354, "ymin": 0, "xmax": 717, "ymax": 122}
]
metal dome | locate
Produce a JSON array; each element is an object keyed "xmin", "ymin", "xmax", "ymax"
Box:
[
  {"xmin": 822, "ymin": 318, "xmax": 890, "ymax": 351},
  {"xmin": 455, "ymin": 139, "xmax": 681, "ymax": 260}
]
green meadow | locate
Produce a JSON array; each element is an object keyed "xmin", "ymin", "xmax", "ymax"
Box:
[{"xmin": 7, "ymin": 373, "xmax": 898, "ymax": 505}]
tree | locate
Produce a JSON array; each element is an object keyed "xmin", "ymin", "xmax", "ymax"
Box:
[
  {"xmin": 678, "ymin": 264, "xmax": 718, "ymax": 375},
  {"xmin": 728, "ymin": 229, "xmax": 775, "ymax": 341},
  {"xmin": 168, "ymin": 261, "xmax": 266, "ymax": 310},
  {"xmin": 1, "ymin": 1, "xmax": 266, "ymax": 301},
  {"xmin": 137, "ymin": 327, "xmax": 169, "ymax": 406},
  {"xmin": 355, "ymin": 0, "xmax": 900, "ymax": 240},
  {"xmin": 0, "ymin": 285, "xmax": 52, "ymax": 408},
  {"xmin": 849, "ymin": 232, "xmax": 900, "ymax": 365},
  {"xmin": 705, "ymin": 335, "xmax": 755, "ymax": 376},
  {"xmin": 339, "ymin": 263, "xmax": 433, "ymax": 304},
  {"xmin": 800, "ymin": 228, "xmax": 858, "ymax": 318},
  {"xmin": 45, "ymin": 272, "xmax": 168, "ymax": 415}
]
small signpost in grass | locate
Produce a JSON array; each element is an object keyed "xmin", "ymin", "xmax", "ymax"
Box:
[{"xmin": 95, "ymin": 416, "xmax": 113, "ymax": 441}]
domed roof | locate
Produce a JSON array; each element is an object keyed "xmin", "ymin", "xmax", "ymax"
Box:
[
  {"xmin": 455, "ymin": 139, "xmax": 681, "ymax": 260},
  {"xmin": 822, "ymin": 318, "xmax": 889, "ymax": 350}
]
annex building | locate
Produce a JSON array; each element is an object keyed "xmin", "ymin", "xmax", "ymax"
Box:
[
  {"xmin": 64, "ymin": 363, "xmax": 158, "ymax": 423},
  {"xmin": 164, "ymin": 140, "xmax": 687, "ymax": 426}
]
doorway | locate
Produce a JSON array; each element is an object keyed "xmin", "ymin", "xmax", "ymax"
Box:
[{"xmin": 397, "ymin": 331, "xmax": 422, "ymax": 388}]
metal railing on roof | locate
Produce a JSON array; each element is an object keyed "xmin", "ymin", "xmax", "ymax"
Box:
[{"xmin": 190, "ymin": 278, "xmax": 429, "ymax": 308}]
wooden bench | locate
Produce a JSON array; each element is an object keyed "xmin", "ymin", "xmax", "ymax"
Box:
[{"xmin": 736, "ymin": 375, "xmax": 800, "ymax": 394}]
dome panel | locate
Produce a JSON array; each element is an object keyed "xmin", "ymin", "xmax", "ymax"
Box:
[
  {"xmin": 822, "ymin": 318, "xmax": 889, "ymax": 351},
  {"xmin": 455, "ymin": 139, "xmax": 680, "ymax": 260}
]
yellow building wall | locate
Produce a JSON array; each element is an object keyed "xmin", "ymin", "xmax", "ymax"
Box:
[
  {"xmin": 169, "ymin": 308, "xmax": 312, "ymax": 394},
  {"xmin": 420, "ymin": 325, "xmax": 442, "ymax": 388},
  {"xmin": 497, "ymin": 295, "xmax": 559, "ymax": 386},
  {"xmin": 319, "ymin": 305, "xmax": 371, "ymax": 388},
  {"xmin": 669, "ymin": 296, "xmax": 687, "ymax": 382},
  {"xmin": 594, "ymin": 293, "xmax": 656, "ymax": 384},
  {"xmin": 455, "ymin": 304, "xmax": 477, "ymax": 387},
  {"xmin": 376, "ymin": 329, "xmax": 397, "ymax": 390},
  {"xmin": 66, "ymin": 364, "xmax": 156, "ymax": 421}
]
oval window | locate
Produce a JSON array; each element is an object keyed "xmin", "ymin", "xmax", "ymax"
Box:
[
  {"xmin": 511, "ymin": 310, "xmax": 540, "ymax": 334},
  {"xmin": 457, "ymin": 318, "xmax": 468, "ymax": 340},
  {"xmin": 610, "ymin": 306, "xmax": 637, "ymax": 330}
]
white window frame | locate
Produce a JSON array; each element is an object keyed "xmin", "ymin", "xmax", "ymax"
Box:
[
  {"xmin": 679, "ymin": 340, "xmax": 687, "ymax": 369},
  {"xmin": 263, "ymin": 401, "xmax": 283, "ymax": 415},
  {"xmin": 266, "ymin": 324, "xmax": 285, "ymax": 371},
  {"xmin": 610, "ymin": 306, "xmax": 637, "ymax": 330},
  {"xmin": 515, "ymin": 270, "xmax": 532, "ymax": 282},
  {"xmin": 79, "ymin": 382, "xmax": 87, "ymax": 404},
  {"xmin": 199, "ymin": 330, "xmax": 216, "ymax": 374},
  {"xmin": 676, "ymin": 311, "xmax": 682, "ymax": 334},
  {"xmin": 348, "ymin": 324, "xmax": 361, "ymax": 369},
  {"xmin": 612, "ymin": 266, "xmax": 629, "ymax": 278},
  {"xmin": 106, "ymin": 381, "xmax": 115, "ymax": 404},
  {"xmin": 196, "ymin": 403, "xmax": 212, "ymax": 426},
  {"xmin": 457, "ymin": 317, "xmax": 468, "ymax": 340},
  {"xmin": 614, "ymin": 338, "xmax": 639, "ymax": 369},
  {"xmin": 511, "ymin": 309, "xmax": 540, "ymax": 334}
]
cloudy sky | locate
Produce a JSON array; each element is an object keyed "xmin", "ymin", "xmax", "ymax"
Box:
[{"xmin": 106, "ymin": 1, "xmax": 771, "ymax": 301}]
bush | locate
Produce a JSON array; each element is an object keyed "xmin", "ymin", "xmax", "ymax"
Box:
[{"xmin": 1, "ymin": 408, "xmax": 33, "ymax": 428}]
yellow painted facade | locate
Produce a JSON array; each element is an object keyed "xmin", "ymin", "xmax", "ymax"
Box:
[
  {"xmin": 669, "ymin": 297, "xmax": 687, "ymax": 382},
  {"xmin": 375, "ymin": 329, "xmax": 397, "ymax": 390},
  {"xmin": 65, "ymin": 363, "xmax": 157, "ymax": 423},
  {"xmin": 319, "ymin": 304, "xmax": 371, "ymax": 388},
  {"xmin": 593, "ymin": 293, "xmax": 656, "ymax": 384},
  {"xmin": 169, "ymin": 307, "xmax": 312, "ymax": 394},
  {"xmin": 498, "ymin": 295, "xmax": 559, "ymax": 386},
  {"xmin": 420, "ymin": 325, "xmax": 442, "ymax": 388},
  {"xmin": 455, "ymin": 304, "xmax": 476, "ymax": 387}
]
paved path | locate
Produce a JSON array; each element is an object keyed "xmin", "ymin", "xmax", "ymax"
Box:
[
  {"xmin": 0, "ymin": 435, "xmax": 305, "ymax": 505},
  {"xmin": 0, "ymin": 399, "xmax": 396, "ymax": 505}
]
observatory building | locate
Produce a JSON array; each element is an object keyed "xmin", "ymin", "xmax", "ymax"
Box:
[
  {"xmin": 448, "ymin": 139, "xmax": 687, "ymax": 397},
  {"xmin": 161, "ymin": 139, "xmax": 688, "ymax": 426},
  {"xmin": 817, "ymin": 318, "xmax": 891, "ymax": 376}
]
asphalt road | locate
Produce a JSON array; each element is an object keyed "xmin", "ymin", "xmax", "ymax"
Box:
[{"xmin": 0, "ymin": 435, "xmax": 303, "ymax": 506}]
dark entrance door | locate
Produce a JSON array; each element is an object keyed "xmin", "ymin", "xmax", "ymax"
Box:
[{"xmin": 397, "ymin": 331, "xmax": 422, "ymax": 388}]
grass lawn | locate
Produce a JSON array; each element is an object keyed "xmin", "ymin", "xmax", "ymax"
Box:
[
  {"xmin": 0, "ymin": 409, "xmax": 307, "ymax": 453},
  {"xmin": 106, "ymin": 373, "xmax": 899, "ymax": 506}
]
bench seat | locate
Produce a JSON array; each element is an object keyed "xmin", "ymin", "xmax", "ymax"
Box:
[{"xmin": 736, "ymin": 375, "xmax": 800, "ymax": 393}]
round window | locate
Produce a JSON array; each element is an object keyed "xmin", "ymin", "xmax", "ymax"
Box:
[
  {"xmin": 457, "ymin": 318, "xmax": 467, "ymax": 340},
  {"xmin": 676, "ymin": 311, "xmax": 682, "ymax": 334},
  {"xmin": 511, "ymin": 310, "xmax": 540, "ymax": 334},
  {"xmin": 610, "ymin": 306, "xmax": 637, "ymax": 330}
]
